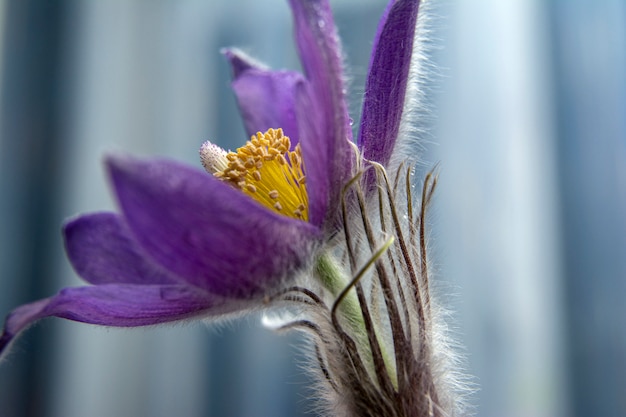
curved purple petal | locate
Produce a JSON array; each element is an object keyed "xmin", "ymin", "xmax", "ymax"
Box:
[
  {"xmin": 224, "ymin": 49, "xmax": 304, "ymax": 144},
  {"xmin": 64, "ymin": 212, "xmax": 178, "ymax": 285},
  {"xmin": 357, "ymin": 0, "xmax": 420, "ymax": 167},
  {"xmin": 107, "ymin": 155, "xmax": 321, "ymax": 298},
  {"xmin": 289, "ymin": 0, "xmax": 354, "ymax": 226},
  {"xmin": 0, "ymin": 284, "xmax": 243, "ymax": 359},
  {"xmin": 294, "ymin": 81, "xmax": 328, "ymax": 227}
]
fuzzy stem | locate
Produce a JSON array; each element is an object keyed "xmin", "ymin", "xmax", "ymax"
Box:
[
  {"xmin": 315, "ymin": 251, "xmax": 398, "ymax": 389},
  {"xmin": 315, "ymin": 253, "xmax": 363, "ymax": 327}
]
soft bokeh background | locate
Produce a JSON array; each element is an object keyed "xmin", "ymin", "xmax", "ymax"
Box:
[{"xmin": 0, "ymin": 0, "xmax": 624, "ymax": 416}]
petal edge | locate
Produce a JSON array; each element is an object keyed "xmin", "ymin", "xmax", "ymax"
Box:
[{"xmin": 1, "ymin": 284, "xmax": 239, "ymax": 360}]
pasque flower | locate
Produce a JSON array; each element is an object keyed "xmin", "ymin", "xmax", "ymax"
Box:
[{"xmin": 1, "ymin": 0, "xmax": 467, "ymax": 415}]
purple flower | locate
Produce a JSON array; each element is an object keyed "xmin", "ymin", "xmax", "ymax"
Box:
[
  {"xmin": 1, "ymin": 0, "xmax": 416, "ymax": 354},
  {"xmin": 2, "ymin": 0, "xmax": 467, "ymax": 415}
]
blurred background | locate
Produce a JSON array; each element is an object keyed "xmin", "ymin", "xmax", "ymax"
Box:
[{"xmin": 0, "ymin": 0, "xmax": 624, "ymax": 416}]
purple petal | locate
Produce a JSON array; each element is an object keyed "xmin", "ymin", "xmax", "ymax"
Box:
[
  {"xmin": 0, "ymin": 284, "xmax": 243, "ymax": 358},
  {"xmin": 370, "ymin": 0, "xmax": 397, "ymax": 63},
  {"xmin": 289, "ymin": 0, "xmax": 354, "ymax": 226},
  {"xmin": 295, "ymin": 81, "xmax": 328, "ymax": 227},
  {"xmin": 64, "ymin": 212, "xmax": 178, "ymax": 285},
  {"xmin": 222, "ymin": 47, "xmax": 258, "ymax": 78},
  {"xmin": 224, "ymin": 49, "xmax": 304, "ymax": 144},
  {"xmin": 358, "ymin": 0, "xmax": 420, "ymax": 167},
  {"xmin": 107, "ymin": 155, "xmax": 321, "ymax": 298}
]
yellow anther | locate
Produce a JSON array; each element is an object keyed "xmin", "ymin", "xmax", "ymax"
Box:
[{"xmin": 209, "ymin": 128, "xmax": 308, "ymax": 221}]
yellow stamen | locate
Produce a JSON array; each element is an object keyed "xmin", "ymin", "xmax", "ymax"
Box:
[{"xmin": 214, "ymin": 128, "xmax": 309, "ymax": 221}]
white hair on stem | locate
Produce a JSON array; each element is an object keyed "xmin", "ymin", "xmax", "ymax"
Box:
[
  {"xmin": 261, "ymin": 152, "xmax": 473, "ymax": 415},
  {"xmin": 257, "ymin": 2, "xmax": 474, "ymax": 414}
]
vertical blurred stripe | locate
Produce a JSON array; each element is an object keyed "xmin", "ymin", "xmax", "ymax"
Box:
[
  {"xmin": 549, "ymin": 1, "xmax": 626, "ymax": 416},
  {"xmin": 0, "ymin": 1, "xmax": 68, "ymax": 416},
  {"xmin": 436, "ymin": 0, "xmax": 567, "ymax": 416}
]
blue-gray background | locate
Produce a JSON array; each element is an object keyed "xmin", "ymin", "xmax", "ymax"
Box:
[{"xmin": 0, "ymin": 1, "xmax": 624, "ymax": 416}]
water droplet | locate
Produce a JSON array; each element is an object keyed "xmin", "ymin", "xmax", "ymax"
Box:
[{"xmin": 349, "ymin": 118, "xmax": 354, "ymax": 126}]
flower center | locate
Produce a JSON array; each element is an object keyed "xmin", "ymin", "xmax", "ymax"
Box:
[{"xmin": 201, "ymin": 128, "xmax": 308, "ymax": 221}]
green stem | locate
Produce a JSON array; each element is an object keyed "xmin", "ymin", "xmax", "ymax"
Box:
[
  {"xmin": 314, "ymin": 251, "xmax": 398, "ymax": 389},
  {"xmin": 315, "ymin": 253, "xmax": 363, "ymax": 324}
]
